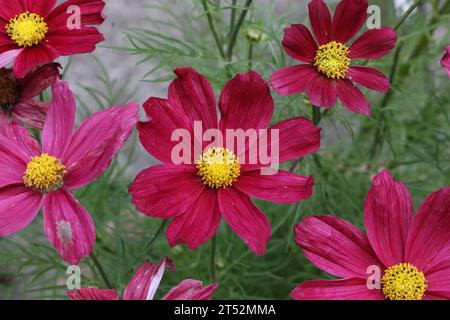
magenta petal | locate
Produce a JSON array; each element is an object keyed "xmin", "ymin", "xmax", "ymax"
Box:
[
  {"xmin": 24, "ymin": 0, "xmax": 57, "ymax": 18},
  {"xmin": 364, "ymin": 169, "xmax": 414, "ymax": 267},
  {"xmin": 282, "ymin": 24, "xmax": 318, "ymax": 63},
  {"xmin": 42, "ymin": 80, "xmax": 75, "ymax": 158},
  {"xmin": 426, "ymin": 259, "xmax": 450, "ymax": 298},
  {"xmin": 218, "ymin": 188, "xmax": 271, "ymax": 255},
  {"xmin": 349, "ymin": 27, "xmax": 397, "ymax": 60},
  {"xmin": 0, "ymin": 135, "xmax": 30, "ymax": 188},
  {"xmin": 347, "ymin": 66, "xmax": 390, "ymax": 92},
  {"xmin": 67, "ymin": 289, "xmax": 119, "ymax": 300},
  {"xmin": 331, "ymin": 0, "xmax": 368, "ymax": 44},
  {"xmin": 405, "ymin": 187, "xmax": 450, "ymax": 272},
  {"xmin": 12, "ymin": 100, "xmax": 49, "ymax": 129},
  {"xmin": 269, "ymin": 65, "xmax": 316, "ymax": 96},
  {"xmin": 336, "ymin": 79, "xmax": 371, "ymax": 116},
  {"xmin": 43, "ymin": 189, "xmax": 95, "ymax": 265},
  {"xmin": 167, "ymin": 191, "xmax": 221, "ymax": 250},
  {"xmin": 441, "ymin": 46, "xmax": 450, "ymax": 78},
  {"xmin": 45, "ymin": 27, "xmax": 105, "ymax": 55},
  {"xmin": 308, "ymin": 0, "xmax": 331, "ymax": 45},
  {"xmin": 305, "ymin": 72, "xmax": 337, "ymax": 108},
  {"xmin": 129, "ymin": 164, "xmax": 204, "ymax": 219},
  {"xmin": 291, "ymin": 278, "xmax": 384, "ymax": 300},
  {"xmin": 0, "ymin": 185, "xmax": 42, "ymax": 236},
  {"xmin": 45, "ymin": 0, "xmax": 105, "ymax": 28},
  {"xmin": 163, "ymin": 280, "xmax": 218, "ymax": 300},
  {"xmin": 235, "ymin": 170, "xmax": 314, "ymax": 204},
  {"xmin": 295, "ymin": 216, "xmax": 382, "ymax": 278},
  {"xmin": 0, "ymin": 115, "xmax": 41, "ymax": 158}
]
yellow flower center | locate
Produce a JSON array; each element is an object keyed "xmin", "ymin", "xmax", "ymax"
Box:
[
  {"xmin": 313, "ymin": 41, "xmax": 350, "ymax": 80},
  {"xmin": 23, "ymin": 154, "xmax": 66, "ymax": 192},
  {"xmin": 0, "ymin": 75, "xmax": 19, "ymax": 110},
  {"xmin": 196, "ymin": 147, "xmax": 240, "ymax": 189},
  {"xmin": 6, "ymin": 12, "xmax": 48, "ymax": 47},
  {"xmin": 382, "ymin": 263, "xmax": 427, "ymax": 300}
]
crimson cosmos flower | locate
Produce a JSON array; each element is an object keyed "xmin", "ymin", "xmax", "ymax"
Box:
[
  {"xmin": 0, "ymin": 0, "xmax": 105, "ymax": 78},
  {"xmin": 441, "ymin": 46, "xmax": 450, "ymax": 78},
  {"xmin": 292, "ymin": 169, "xmax": 450, "ymax": 300},
  {"xmin": 0, "ymin": 80, "xmax": 138, "ymax": 264},
  {"xmin": 130, "ymin": 67, "xmax": 321, "ymax": 255},
  {"xmin": 270, "ymin": 0, "xmax": 397, "ymax": 116},
  {"xmin": 0, "ymin": 63, "xmax": 60, "ymax": 128},
  {"xmin": 68, "ymin": 258, "xmax": 218, "ymax": 300}
]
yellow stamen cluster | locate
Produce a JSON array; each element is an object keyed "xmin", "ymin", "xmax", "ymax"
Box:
[
  {"xmin": 197, "ymin": 147, "xmax": 240, "ymax": 189},
  {"xmin": 23, "ymin": 154, "xmax": 66, "ymax": 192},
  {"xmin": 6, "ymin": 12, "xmax": 48, "ymax": 47},
  {"xmin": 314, "ymin": 41, "xmax": 350, "ymax": 79},
  {"xmin": 0, "ymin": 75, "xmax": 18, "ymax": 109},
  {"xmin": 382, "ymin": 263, "xmax": 427, "ymax": 300}
]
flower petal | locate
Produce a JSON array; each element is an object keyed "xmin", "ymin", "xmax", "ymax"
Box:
[
  {"xmin": 0, "ymin": 115, "xmax": 41, "ymax": 158},
  {"xmin": 163, "ymin": 280, "xmax": 218, "ymax": 300},
  {"xmin": 12, "ymin": 100, "xmax": 49, "ymax": 129},
  {"xmin": 282, "ymin": 24, "xmax": 317, "ymax": 63},
  {"xmin": 336, "ymin": 78, "xmax": 371, "ymax": 116},
  {"xmin": 308, "ymin": 0, "xmax": 331, "ymax": 45},
  {"xmin": 291, "ymin": 278, "xmax": 384, "ymax": 300},
  {"xmin": 13, "ymin": 45, "xmax": 60, "ymax": 78},
  {"xmin": 0, "ymin": 1, "xmax": 25, "ymax": 20},
  {"xmin": 331, "ymin": 0, "xmax": 368, "ymax": 44},
  {"xmin": 67, "ymin": 289, "xmax": 119, "ymax": 300},
  {"xmin": 347, "ymin": 66, "xmax": 390, "ymax": 92},
  {"xmin": 17, "ymin": 63, "xmax": 61, "ymax": 100},
  {"xmin": 269, "ymin": 64, "xmax": 317, "ymax": 96},
  {"xmin": 295, "ymin": 216, "xmax": 382, "ymax": 278},
  {"xmin": 24, "ymin": 0, "xmax": 57, "ymax": 18},
  {"xmin": 0, "ymin": 136, "xmax": 29, "ymax": 187},
  {"xmin": 0, "ymin": 185, "xmax": 42, "ymax": 236},
  {"xmin": 43, "ymin": 189, "xmax": 95, "ymax": 265},
  {"xmin": 218, "ymin": 188, "xmax": 271, "ymax": 255},
  {"xmin": 441, "ymin": 46, "xmax": 450, "ymax": 78},
  {"xmin": 364, "ymin": 169, "xmax": 414, "ymax": 267},
  {"xmin": 349, "ymin": 27, "xmax": 397, "ymax": 60},
  {"xmin": 305, "ymin": 73, "xmax": 337, "ymax": 108},
  {"xmin": 45, "ymin": 0, "xmax": 105, "ymax": 29},
  {"xmin": 167, "ymin": 190, "xmax": 221, "ymax": 250},
  {"xmin": 426, "ymin": 259, "xmax": 450, "ymax": 297},
  {"xmin": 45, "ymin": 27, "xmax": 105, "ymax": 55},
  {"xmin": 129, "ymin": 164, "xmax": 204, "ymax": 219},
  {"xmin": 0, "ymin": 49, "xmax": 22, "ymax": 68}
]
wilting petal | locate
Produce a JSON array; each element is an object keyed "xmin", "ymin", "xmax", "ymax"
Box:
[
  {"xmin": 291, "ymin": 278, "xmax": 384, "ymax": 300},
  {"xmin": 129, "ymin": 165, "xmax": 204, "ymax": 219},
  {"xmin": 12, "ymin": 100, "xmax": 49, "ymax": 129},
  {"xmin": 364, "ymin": 169, "xmax": 414, "ymax": 266},
  {"xmin": 46, "ymin": 27, "xmax": 105, "ymax": 55},
  {"xmin": 163, "ymin": 280, "xmax": 218, "ymax": 300},
  {"xmin": 18, "ymin": 63, "xmax": 61, "ymax": 100},
  {"xmin": 167, "ymin": 190, "xmax": 221, "ymax": 250},
  {"xmin": 218, "ymin": 188, "xmax": 271, "ymax": 255},
  {"xmin": 347, "ymin": 66, "xmax": 390, "ymax": 92},
  {"xmin": 0, "ymin": 115, "xmax": 41, "ymax": 158},
  {"xmin": 305, "ymin": 73, "xmax": 337, "ymax": 108},
  {"xmin": 282, "ymin": 24, "xmax": 317, "ymax": 63},
  {"xmin": 13, "ymin": 45, "xmax": 60, "ymax": 78},
  {"xmin": 405, "ymin": 187, "xmax": 450, "ymax": 273},
  {"xmin": 336, "ymin": 79, "xmax": 371, "ymax": 116},
  {"xmin": 0, "ymin": 185, "xmax": 42, "ymax": 236},
  {"xmin": 308, "ymin": 0, "xmax": 331, "ymax": 45},
  {"xmin": 43, "ymin": 189, "xmax": 95, "ymax": 265},
  {"xmin": 441, "ymin": 46, "xmax": 450, "ymax": 78},
  {"xmin": 331, "ymin": 0, "xmax": 368, "ymax": 44},
  {"xmin": 269, "ymin": 65, "xmax": 317, "ymax": 96},
  {"xmin": 295, "ymin": 216, "xmax": 382, "ymax": 278},
  {"xmin": 67, "ymin": 289, "xmax": 119, "ymax": 300},
  {"xmin": 45, "ymin": 0, "xmax": 105, "ymax": 29},
  {"xmin": 349, "ymin": 27, "xmax": 397, "ymax": 60}
]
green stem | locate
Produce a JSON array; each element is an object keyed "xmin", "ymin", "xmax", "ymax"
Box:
[
  {"xmin": 90, "ymin": 252, "xmax": 113, "ymax": 289},
  {"xmin": 229, "ymin": 0, "xmax": 237, "ymax": 37},
  {"xmin": 247, "ymin": 42, "xmax": 253, "ymax": 71},
  {"xmin": 146, "ymin": 220, "xmax": 168, "ymax": 254},
  {"xmin": 394, "ymin": 0, "xmax": 423, "ymax": 31},
  {"xmin": 226, "ymin": 0, "xmax": 253, "ymax": 60},
  {"xmin": 201, "ymin": 0, "xmax": 226, "ymax": 59},
  {"xmin": 312, "ymin": 106, "xmax": 322, "ymax": 126},
  {"xmin": 210, "ymin": 235, "xmax": 218, "ymax": 283}
]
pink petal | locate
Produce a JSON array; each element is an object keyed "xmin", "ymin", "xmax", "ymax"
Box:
[
  {"xmin": 123, "ymin": 258, "xmax": 173, "ymax": 300},
  {"xmin": 331, "ymin": 0, "xmax": 368, "ymax": 44},
  {"xmin": 218, "ymin": 188, "xmax": 271, "ymax": 255},
  {"xmin": 0, "ymin": 185, "xmax": 42, "ymax": 236},
  {"xmin": 291, "ymin": 278, "xmax": 384, "ymax": 300},
  {"xmin": 12, "ymin": 100, "xmax": 49, "ymax": 129},
  {"xmin": 364, "ymin": 169, "xmax": 414, "ymax": 267},
  {"xmin": 67, "ymin": 289, "xmax": 119, "ymax": 300},
  {"xmin": 426, "ymin": 259, "xmax": 450, "ymax": 297},
  {"xmin": 349, "ymin": 27, "xmax": 397, "ymax": 59},
  {"xmin": 13, "ymin": 45, "xmax": 60, "ymax": 78},
  {"xmin": 347, "ymin": 66, "xmax": 390, "ymax": 92},
  {"xmin": 129, "ymin": 164, "xmax": 204, "ymax": 219},
  {"xmin": 441, "ymin": 46, "xmax": 450, "ymax": 78},
  {"xmin": 269, "ymin": 64, "xmax": 317, "ymax": 96},
  {"xmin": 235, "ymin": 170, "xmax": 314, "ymax": 204},
  {"xmin": 282, "ymin": 24, "xmax": 317, "ymax": 63},
  {"xmin": 0, "ymin": 135, "xmax": 30, "ymax": 187},
  {"xmin": 405, "ymin": 187, "xmax": 450, "ymax": 273},
  {"xmin": 0, "ymin": 115, "xmax": 41, "ymax": 158},
  {"xmin": 163, "ymin": 280, "xmax": 218, "ymax": 300},
  {"xmin": 336, "ymin": 79, "xmax": 371, "ymax": 116},
  {"xmin": 43, "ymin": 189, "xmax": 95, "ymax": 265},
  {"xmin": 295, "ymin": 216, "xmax": 382, "ymax": 278},
  {"xmin": 219, "ymin": 71, "xmax": 273, "ymax": 131},
  {"xmin": 0, "ymin": 49, "xmax": 22, "ymax": 69},
  {"xmin": 42, "ymin": 80, "xmax": 75, "ymax": 158},
  {"xmin": 17, "ymin": 63, "xmax": 61, "ymax": 100},
  {"xmin": 167, "ymin": 190, "xmax": 221, "ymax": 250},
  {"xmin": 45, "ymin": 0, "xmax": 105, "ymax": 29},
  {"xmin": 305, "ymin": 72, "xmax": 337, "ymax": 108},
  {"xmin": 308, "ymin": 0, "xmax": 331, "ymax": 45},
  {"xmin": 45, "ymin": 27, "xmax": 105, "ymax": 55}
]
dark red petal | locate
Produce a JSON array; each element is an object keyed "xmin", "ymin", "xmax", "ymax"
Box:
[
  {"xmin": 349, "ymin": 27, "xmax": 397, "ymax": 59},
  {"xmin": 331, "ymin": 0, "xmax": 368, "ymax": 44},
  {"xmin": 269, "ymin": 64, "xmax": 316, "ymax": 96},
  {"xmin": 18, "ymin": 63, "xmax": 61, "ymax": 100},
  {"xmin": 25, "ymin": 0, "xmax": 57, "ymax": 18},
  {"xmin": 305, "ymin": 72, "xmax": 337, "ymax": 108},
  {"xmin": 0, "ymin": 1, "xmax": 26, "ymax": 21},
  {"xmin": 46, "ymin": 0, "xmax": 105, "ymax": 29},
  {"xmin": 13, "ymin": 45, "xmax": 60, "ymax": 78},
  {"xmin": 308, "ymin": 0, "xmax": 331, "ymax": 45},
  {"xmin": 282, "ymin": 24, "xmax": 317, "ymax": 63},
  {"xmin": 45, "ymin": 27, "xmax": 104, "ymax": 55},
  {"xmin": 347, "ymin": 66, "xmax": 390, "ymax": 92},
  {"xmin": 336, "ymin": 79, "xmax": 371, "ymax": 116}
]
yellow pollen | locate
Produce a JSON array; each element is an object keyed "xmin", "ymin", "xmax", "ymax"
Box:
[
  {"xmin": 382, "ymin": 263, "xmax": 427, "ymax": 300},
  {"xmin": 6, "ymin": 12, "xmax": 48, "ymax": 47},
  {"xmin": 23, "ymin": 154, "xmax": 66, "ymax": 192},
  {"xmin": 313, "ymin": 41, "xmax": 350, "ymax": 79},
  {"xmin": 196, "ymin": 147, "xmax": 240, "ymax": 189}
]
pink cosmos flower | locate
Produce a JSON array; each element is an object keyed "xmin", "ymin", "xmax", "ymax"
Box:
[
  {"xmin": 292, "ymin": 169, "xmax": 450, "ymax": 300},
  {"xmin": 67, "ymin": 258, "xmax": 218, "ymax": 300},
  {"xmin": 0, "ymin": 0, "xmax": 105, "ymax": 78},
  {"xmin": 270, "ymin": 0, "xmax": 397, "ymax": 116},
  {"xmin": 130, "ymin": 67, "xmax": 321, "ymax": 255},
  {"xmin": 0, "ymin": 80, "xmax": 138, "ymax": 264},
  {"xmin": 0, "ymin": 63, "xmax": 60, "ymax": 128},
  {"xmin": 441, "ymin": 46, "xmax": 450, "ymax": 78}
]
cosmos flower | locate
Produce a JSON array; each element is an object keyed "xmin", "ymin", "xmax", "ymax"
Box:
[
  {"xmin": 0, "ymin": 0, "xmax": 105, "ymax": 77},
  {"xmin": 270, "ymin": 0, "xmax": 397, "ymax": 116},
  {"xmin": 67, "ymin": 258, "xmax": 218, "ymax": 300},
  {"xmin": 130, "ymin": 67, "xmax": 321, "ymax": 255},
  {"xmin": 0, "ymin": 63, "xmax": 60, "ymax": 128},
  {"xmin": 292, "ymin": 169, "xmax": 450, "ymax": 300},
  {"xmin": 440, "ymin": 45, "xmax": 450, "ymax": 78},
  {"xmin": 0, "ymin": 80, "xmax": 138, "ymax": 264}
]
